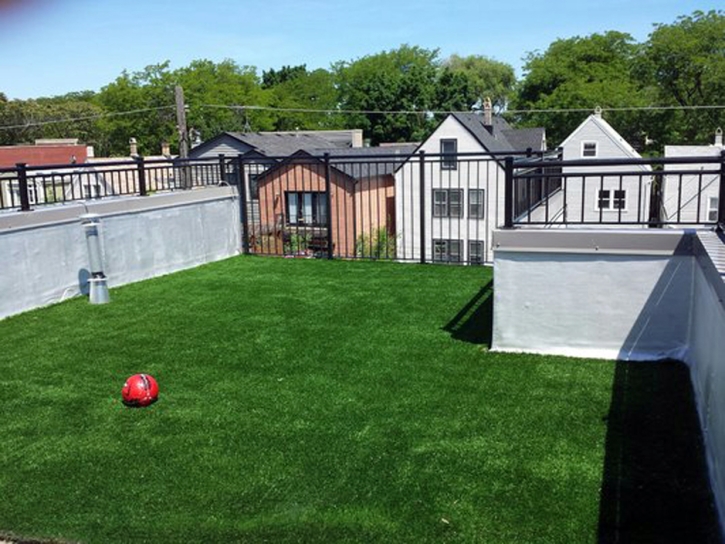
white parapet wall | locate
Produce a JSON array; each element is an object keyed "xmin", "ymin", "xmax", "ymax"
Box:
[
  {"xmin": 0, "ymin": 187, "xmax": 240, "ymax": 320},
  {"xmin": 492, "ymin": 227, "xmax": 725, "ymax": 534}
]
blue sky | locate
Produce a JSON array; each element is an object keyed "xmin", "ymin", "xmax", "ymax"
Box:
[{"xmin": 0, "ymin": 0, "xmax": 718, "ymax": 99}]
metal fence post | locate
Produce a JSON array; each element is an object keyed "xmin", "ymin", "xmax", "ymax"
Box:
[
  {"xmin": 136, "ymin": 156, "xmax": 147, "ymax": 196},
  {"xmin": 237, "ymin": 154, "xmax": 250, "ymax": 254},
  {"xmin": 16, "ymin": 162, "xmax": 31, "ymax": 211},
  {"xmin": 504, "ymin": 156, "xmax": 514, "ymax": 228},
  {"xmin": 419, "ymin": 150, "xmax": 426, "ymax": 264},
  {"xmin": 218, "ymin": 154, "xmax": 226, "ymax": 184},
  {"xmin": 324, "ymin": 153, "xmax": 334, "ymax": 259},
  {"xmin": 718, "ymin": 150, "xmax": 725, "ymax": 232}
]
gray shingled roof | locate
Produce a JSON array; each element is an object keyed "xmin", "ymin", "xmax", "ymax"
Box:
[
  {"xmin": 256, "ymin": 145, "xmax": 418, "ymax": 184},
  {"xmin": 450, "ymin": 113, "xmax": 545, "ymax": 153},
  {"xmin": 227, "ymin": 132, "xmax": 342, "ymax": 156},
  {"xmin": 501, "ymin": 128, "xmax": 546, "ymax": 153},
  {"xmin": 323, "ymin": 145, "xmax": 417, "ymax": 178}
]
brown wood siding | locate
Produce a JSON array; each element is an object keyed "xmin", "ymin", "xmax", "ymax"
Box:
[{"xmin": 256, "ymin": 163, "xmax": 356, "ymax": 256}]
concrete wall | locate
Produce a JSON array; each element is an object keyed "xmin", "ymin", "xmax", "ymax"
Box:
[
  {"xmin": 492, "ymin": 227, "xmax": 725, "ymax": 532},
  {"xmin": 492, "ymin": 229, "xmax": 693, "ymax": 360},
  {"xmin": 0, "ymin": 187, "xmax": 240, "ymax": 320}
]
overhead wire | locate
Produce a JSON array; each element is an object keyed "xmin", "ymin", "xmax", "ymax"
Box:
[
  {"xmin": 0, "ymin": 105, "xmax": 175, "ymax": 131},
  {"xmin": 0, "ymin": 102, "xmax": 722, "ymax": 132}
]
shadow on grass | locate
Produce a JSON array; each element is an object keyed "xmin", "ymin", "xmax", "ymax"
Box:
[
  {"xmin": 599, "ymin": 360, "xmax": 720, "ymax": 543},
  {"xmin": 442, "ymin": 280, "xmax": 493, "ymax": 347}
]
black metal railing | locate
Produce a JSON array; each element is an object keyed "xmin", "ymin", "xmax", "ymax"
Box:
[
  {"xmin": 506, "ymin": 152, "xmax": 725, "ymax": 228},
  {"xmin": 4, "ymin": 148, "xmax": 724, "ymax": 264},
  {"xmin": 0, "ymin": 156, "xmax": 230, "ymax": 212},
  {"xmin": 234, "ymin": 149, "xmax": 549, "ymax": 264}
]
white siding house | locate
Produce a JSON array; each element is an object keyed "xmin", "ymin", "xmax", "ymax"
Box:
[
  {"xmin": 662, "ymin": 129, "xmax": 724, "ymax": 225},
  {"xmin": 394, "ymin": 112, "xmax": 546, "ymax": 264},
  {"xmin": 556, "ymin": 111, "xmax": 652, "ymax": 226}
]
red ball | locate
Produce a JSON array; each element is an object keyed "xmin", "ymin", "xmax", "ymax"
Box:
[{"xmin": 122, "ymin": 374, "xmax": 159, "ymax": 407}]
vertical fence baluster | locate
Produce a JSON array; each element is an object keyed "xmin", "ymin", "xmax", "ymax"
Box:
[
  {"xmin": 718, "ymin": 150, "xmax": 725, "ymax": 231},
  {"xmin": 237, "ymin": 154, "xmax": 250, "ymax": 254},
  {"xmin": 324, "ymin": 153, "xmax": 334, "ymax": 259},
  {"xmin": 136, "ymin": 156, "xmax": 147, "ymax": 196},
  {"xmin": 504, "ymin": 156, "xmax": 514, "ymax": 228},
  {"xmin": 16, "ymin": 163, "xmax": 31, "ymax": 211},
  {"xmin": 419, "ymin": 150, "xmax": 426, "ymax": 263}
]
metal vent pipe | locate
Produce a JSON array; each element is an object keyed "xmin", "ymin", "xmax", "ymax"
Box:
[{"xmin": 80, "ymin": 213, "xmax": 110, "ymax": 304}]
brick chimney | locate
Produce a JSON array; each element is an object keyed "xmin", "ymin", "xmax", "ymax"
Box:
[
  {"xmin": 483, "ymin": 97, "xmax": 493, "ymax": 127},
  {"xmin": 129, "ymin": 137, "xmax": 138, "ymax": 157},
  {"xmin": 161, "ymin": 141, "xmax": 171, "ymax": 157}
]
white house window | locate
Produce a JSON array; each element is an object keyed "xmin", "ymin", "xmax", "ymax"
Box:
[
  {"xmin": 708, "ymin": 196, "xmax": 719, "ymax": 222},
  {"xmin": 597, "ymin": 189, "xmax": 626, "ymax": 210},
  {"xmin": 433, "ymin": 239, "xmax": 462, "ymax": 262},
  {"xmin": 441, "ymin": 139, "xmax": 458, "ymax": 170},
  {"xmin": 469, "ymin": 241, "xmax": 485, "ymax": 264},
  {"xmin": 469, "ymin": 189, "xmax": 485, "ymax": 219},
  {"xmin": 582, "ymin": 142, "xmax": 598, "ymax": 157},
  {"xmin": 286, "ymin": 191, "xmax": 327, "ymax": 226},
  {"xmin": 433, "ymin": 189, "xmax": 463, "ymax": 218}
]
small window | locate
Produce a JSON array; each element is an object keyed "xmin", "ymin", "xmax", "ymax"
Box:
[
  {"xmin": 285, "ymin": 191, "xmax": 327, "ymax": 226},
  {"xmin": 469, "ymin": 241, "xmax": 485, "ymax": 264},
  {"xmin": 597, "ymin": 189, "xmax": 627, "ymax": 211},
  {"xmin": 708, "ymin": 197, "xmax": 719, "ymax": 222},
  {"xmin": 433, "ymin": 239, "xmax": 462, "ymax": 263},
  {"xmin": 433, "ymin": 189, "xmax": 448, "ymax": 217},
  {"xmin": 582, "ymin": 142, "xmax": 597, "ymax": 157},
  {"xmin": 249, "ymin": 174, "xmax": 259, "ymax": 200},
  {"xmin": 612, "ymin": 190, "xmax": 626, "ymax": 210},
  {"xmin": 598, "ymin": 189, "xmax": 611, "ymax": 210},
  {"xmin": 469, "ymin": 189, "xmax": 485, "ymax": 219},
  {"xmin": 433, "ymin": 189, "xmax": 463, "ymax": 218},
  {"xmin": 441, "ymin": 139, "xmax": 458, "ymax": 170}
]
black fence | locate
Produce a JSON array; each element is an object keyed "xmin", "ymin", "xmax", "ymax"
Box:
[
  {"xmin": 507, "ymin": 152, "xmax": 725, "ymax": 228},
  {"xmin": 0, "ymin": 156, "xmax": 226, "ymax": 211},
  {"xmin": 4, "ymin": 149, "xmax": 725, "ymax": 263}
]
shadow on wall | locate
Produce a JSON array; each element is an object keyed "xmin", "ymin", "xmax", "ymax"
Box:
[
  {"xmin": 598, "ymin": 360, "xmax": 720, "ymax": 543},
  {"xmin": 78, "ymin": 268, "xmax": 91, "ymax": 296},
  {"xmin": 617, "ymin": 236, "xmax": 694, "ymax": 361},
  {"xmin": 442, "ymin": 280, "xmax": 493, "ymax": 347}
]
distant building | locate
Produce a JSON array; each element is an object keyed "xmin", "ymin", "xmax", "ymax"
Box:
[{"xmin": 662, "ymin": 128, "xmax": 724, "ymax": 225}]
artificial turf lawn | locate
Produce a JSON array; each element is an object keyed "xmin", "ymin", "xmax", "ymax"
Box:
[{"xmin": 0, "ymin": 256, "xmax": 717, "ymax": 543}]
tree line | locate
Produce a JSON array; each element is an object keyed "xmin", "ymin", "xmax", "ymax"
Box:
[{"xmin": 0, "ymin": 10, "xmax": 722, "ymax": 156}]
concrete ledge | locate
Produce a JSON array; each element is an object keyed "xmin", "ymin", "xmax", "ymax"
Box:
[
  {"xmin": 493, "ymin": 228, "xmax": 695, "ymax": 256},
  {"xmin": 0, "ymin": 186, "xmax": 238, "ymax": 232}
]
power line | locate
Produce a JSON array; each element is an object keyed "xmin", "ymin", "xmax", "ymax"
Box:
[
  {"xmin": 0, "ymin": 105, "xmax": 175, "ymax": 131},
  {"xmin": 200, "ymin": 103, "xmax": 725, "ymax": 116},
  {"xmin": 0, "ymin": 102, "xmax": 722, "ymax": 132}
]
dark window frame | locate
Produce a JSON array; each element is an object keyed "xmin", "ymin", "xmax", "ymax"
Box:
[
  {"xmin": 285, "ymin": 191, "xmax": 328, "ymax": 227},
  {"xmin": 433, "ymin": 239, "xmax": 462, "ymax": 263},
  {"xmin": 441, "ymin": 139, "xmax": 458, "ymax": 170},
  {"xmin": 433, "ymin": 188, "xmax": 463, "ymax": 218},
  {"xmin": 469, "ymin": 189, "xmax": 485, "ymax": 219},
  {"xmin": 469, "ymin": 240, "xmax": 485, "ymax": 264}
]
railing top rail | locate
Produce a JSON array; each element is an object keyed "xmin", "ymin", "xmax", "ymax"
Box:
[{"xmin": 514, "ymin": 154, "xmax": 724, "ymax": 171}]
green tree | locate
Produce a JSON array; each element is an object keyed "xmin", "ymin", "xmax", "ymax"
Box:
[
  {"xmin": 440, "ymin": 54, "xmax": 516, "ymax": 112},
  {"xmin": 265, "ymin": 67, "xmax": 343, "ymax": 131},
  {"xmin": 262, "ymin": 65, "xmax": 308, "ymax": 89},
  {"xmin": 334, "ymin": 45, "xmax": 439, "ymax": 144},
  {"xmin": 637, "ymin": 10, "xmax": 725, "ymax": 144},
  {"xmin": 0, "ymin": 94, "xmax": 104, "ymax": 148},
  {"xmin": 513, "ymin": 31, "xmax": 652, "ymax": 148}
]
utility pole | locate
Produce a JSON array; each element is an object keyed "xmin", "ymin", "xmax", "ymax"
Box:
[
  {"xmin": 175, "ymin": 85, "xmax": 191, "ymax": 189},
  {"xmin": 175, "ymin": 85, "xmax": 189, "ymax": 158}
]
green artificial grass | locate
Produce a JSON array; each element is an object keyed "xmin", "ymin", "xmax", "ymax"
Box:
[{"xmin": 0, "ymin": 256, "xmax": 717, "ymax": 543}]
